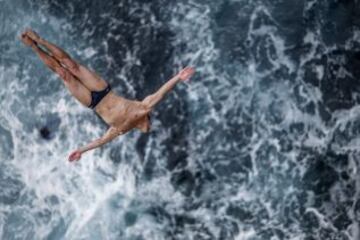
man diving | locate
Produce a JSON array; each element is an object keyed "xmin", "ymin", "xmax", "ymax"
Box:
[{"xmin": 20, "ymin": 29, "xmax": 195, "ymax": 162}]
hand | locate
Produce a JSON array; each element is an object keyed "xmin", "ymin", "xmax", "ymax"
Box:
[
  {"xmin": 68, "ymin": 150, "xmax": 82, "ymax": 162},
  {"xmin": 178, "ymin": 66, "xmax": 195, "ymax": 81}
]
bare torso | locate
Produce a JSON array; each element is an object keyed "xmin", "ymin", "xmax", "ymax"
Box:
[
  {"xmin": 94, "ymin": 91, "xmax": 151, "ymax": 133},
  {"xmin": 20, "ymin": 28, "xmax": 196, "ymax": 162}
]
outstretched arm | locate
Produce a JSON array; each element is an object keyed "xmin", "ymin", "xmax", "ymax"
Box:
[
  {"xmin": 68, "ymin": 127, "xmax": 122, "ymax": 162},
  {"xmin": 141, "ymin": 67, "xmax": 195, "ymax": 109}
]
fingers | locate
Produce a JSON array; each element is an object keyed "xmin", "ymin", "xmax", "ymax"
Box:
[
  {"xmin": 68, "ymin": 152, "xmax": 75, "ymax": 161},
  {"xmin": 69, "ymin": 155, "xmax": 79, "ymax": 162},
  {"xmin": 68, "ymin": 152, "xmax": 76, "ymax": 162},
  {"xmin": 185, "ymin": 66, "xmax": 195, "ymax": 73},
  {"xmin": 68, "ymin": 151, "xmax": 82, "ymax": 162},
  {"xmin": 185, "ymin": 69, "xmax": 194, "ymax": 77},
  {"xmin": 178, "ymin": 66, "xmax": 195, "ymax": 81},
  {"xmin": 182, "ymin": 66, "xmax": 194, "ymax": 72},
  {"xmin": 180, "ymin": 66, "xmax": 195, "ymax": 74}
]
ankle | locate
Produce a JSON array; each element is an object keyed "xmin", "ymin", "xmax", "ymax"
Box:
[
  {"xmin": 36, "ymin": 37, "xmax": 44, "ymax": 44},
  {"xmin": 31, "ymin": 42, "xmax": 39, "ymax": 50}
]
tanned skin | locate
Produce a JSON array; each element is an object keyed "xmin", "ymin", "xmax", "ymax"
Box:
[{"xmin": 20, "ymin": 29, "xmax": 195, "ymax": 162}]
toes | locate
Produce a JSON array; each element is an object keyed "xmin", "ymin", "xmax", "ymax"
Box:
[
  {"xmin": 24, "ymin": 28, "xmax": 40, "ymax": 41},
  {"xmin": 25, "ymin": 28, "xmax": 33, "ymax": 34},
  {"xmin": 24, "ymin": 28, "xmax": 31, "ymax": 36},
  {"xmin": 20, "ymin": 35, "xmax": 34, "ymax": 46},
  {"xmin": 20, "ymin": 32, "xmax": 27, "ymax": 39}
]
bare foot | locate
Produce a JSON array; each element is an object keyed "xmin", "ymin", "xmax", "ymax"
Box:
[
  {"xmin": 20, "ymin": 34, "xmax": 35, "ymax": 47},
  {"xmin": 178, "ymin": 66, "xmax": 195, "ymax": 81},
  {"xmin": 24, "ymin": 28, "xmax": 41, "ymax": 42}
]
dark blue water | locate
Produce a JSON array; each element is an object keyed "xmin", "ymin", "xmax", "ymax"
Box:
[{"xmin": 1, "ymin": 0, "xmax": 360, "ymax": 239}]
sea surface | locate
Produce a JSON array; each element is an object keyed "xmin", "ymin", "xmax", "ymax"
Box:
[{"xmin": 1, "ymin": 0, "xmax": 360, "ymax": 239}]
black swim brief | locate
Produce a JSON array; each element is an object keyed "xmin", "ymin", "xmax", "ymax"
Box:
[{"xmin": 88, "ymin": 84, "xmax": 112, "ymax": 109}]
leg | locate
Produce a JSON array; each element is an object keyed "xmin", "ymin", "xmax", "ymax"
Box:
[
  {"xmin": 25, "ymin": 37, "xmax": 91, "ymax": 107},
  {"xmin": 25, "ymin": 29, "xmax": 107, "ymax": 91}
]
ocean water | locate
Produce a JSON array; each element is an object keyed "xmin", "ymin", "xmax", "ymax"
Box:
[{"xmin": 1, "ymin": 0, "xmax": 360, "ymax": 239}]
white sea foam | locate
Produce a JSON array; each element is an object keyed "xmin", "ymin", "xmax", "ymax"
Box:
[{"xmin": 1, "ymin": 0, "xmax": 360, "ymax": 239}]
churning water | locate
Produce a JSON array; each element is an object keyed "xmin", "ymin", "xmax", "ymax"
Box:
[{"xmin": 1, "ymin": 0, "xmax": 360, "ymax": 239}]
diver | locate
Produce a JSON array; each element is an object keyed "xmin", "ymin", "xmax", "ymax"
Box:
[{"xmin": 20, "ymin": 29, "xmax": 195, "ymax": 162}]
